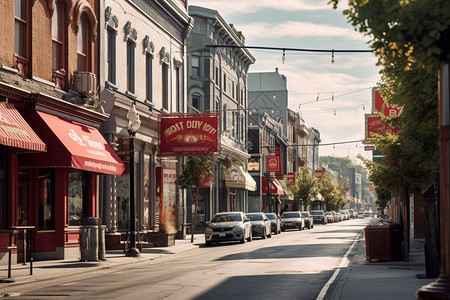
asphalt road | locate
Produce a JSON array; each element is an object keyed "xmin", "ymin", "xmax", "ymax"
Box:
[{"xmin": 9, "ymin": 218, "xmax": 371, "ymax": 300}]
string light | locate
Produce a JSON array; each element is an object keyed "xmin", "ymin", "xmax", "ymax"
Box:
[
  {"xmin": 282, "ymin": 49, "xmax": 285, "ymax": 64},
  {"xmin": 331, "ymin": 50, "xmax": 335, "ymax": 64},
  {"xmin": 362, "ymin": 104, "xmax": 366, "ymax": 110},
  {"xmin": 332, "ymin": 92, "xmax": 335, "ymax": 101},
  {"xmin": 316, "ymin": 93, "xmax": 319, "ymax": 101},
  {"xmin": 334, "ymin": 110, "xmax": 336, "ymax": 115}
]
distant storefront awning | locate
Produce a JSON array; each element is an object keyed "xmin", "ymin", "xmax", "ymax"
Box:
[
  {"xmin": 0, "ymin": 102, "xmax": 46, "ymax": 152},
  {"xmin": 262, "ymin": 178, "xmax": 285, "ymax": 195},
  {"xmin": 223, "ymin": 163, "xmax": 257, "ymax": 191},
  {"xmin": 20, "ymin": 111, "xmax": 125, "ymax": 175}
]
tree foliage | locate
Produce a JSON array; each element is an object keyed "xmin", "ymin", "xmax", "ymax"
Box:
[
  {"xmin": 318, "ymin": 173, "xmax": 346, "ymax": 211},
  {"xmin": 291, "ymin": 166, "xmax": 318, "ymax": 211}
]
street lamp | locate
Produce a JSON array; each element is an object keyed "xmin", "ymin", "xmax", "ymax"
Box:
[{"xmin": 125, "ymin": 104, "xmax": 141, "ymax": 257}]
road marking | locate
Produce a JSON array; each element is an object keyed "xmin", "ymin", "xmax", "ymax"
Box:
[{"xmin": 316, "ymin": 230, "xmax": 362, "ymax": 300}]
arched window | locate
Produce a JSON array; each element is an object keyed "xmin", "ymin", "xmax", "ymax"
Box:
[{"xmin": 77, "ymin": 16, "xmax": 88, "ymax": 72}]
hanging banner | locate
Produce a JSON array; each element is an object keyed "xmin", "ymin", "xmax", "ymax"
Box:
[
  {"xmin": 266, "ymin": 156, "xmax": 281, "ymax": 172},
  {"xmin": 159, "ymin": 113, "xmax": 219, "ymax": 156},
  {"xmin": 287, "ymin": 172, "xmax": 296, "ymax": 186}
]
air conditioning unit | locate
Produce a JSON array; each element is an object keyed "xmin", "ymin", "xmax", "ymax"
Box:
[{"xmin": 74, "ymin": 72, "xmax": 96, "ymax": 96}]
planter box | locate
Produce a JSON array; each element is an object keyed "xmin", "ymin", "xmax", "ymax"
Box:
[{"xmin": 147, "ymin": 232, "xmax": 175, "ymax": 247}]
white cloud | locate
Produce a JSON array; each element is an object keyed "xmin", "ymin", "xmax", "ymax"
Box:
[
  {"xmin": 189, "ymin": 0, "xmax": 333, "ymax": 17},
  {"xmin": 238, "ymin": 21, "xmax": 365, "ymax": 41}
]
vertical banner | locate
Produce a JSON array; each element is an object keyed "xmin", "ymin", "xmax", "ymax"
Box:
[
  {"xmin": 160, "ymin": 168, "xmax": 177, "ymax": 233},
  {"xmin": 287, "ymin": 172, "xmax": 296, "ymax": 186},
  {"xmin": 266, "ymin": 156, "xmax": 281, "ymax": 173}
]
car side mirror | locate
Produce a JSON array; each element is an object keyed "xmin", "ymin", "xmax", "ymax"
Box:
[
  {"xmin": 244, "ymin": 218, "xmax": 250, "ymax": 222},
  {"xmin": 265, "ymin": 218, "xmax": 269, "ymax": 221}
]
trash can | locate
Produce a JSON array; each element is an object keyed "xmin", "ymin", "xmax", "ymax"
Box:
[
  {"xmin": 365, "ymin": 219, "xmax": 402, "ymax": 262},
  {"xmin": 80, "ymin": 217, "xmax": 106, "ymax": 261},
  {"xmin": 80, "ymin": 225, "xmax": 99, "ymax": 261}
]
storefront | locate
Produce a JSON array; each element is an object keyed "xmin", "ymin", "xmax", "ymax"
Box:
[
  {"xmin": 262, "ymin": 177, "xmax": 285, "ymax": 214},
  {"xmin": 0, "ymin": 101, "xmax": 46, "ymax": 265},
  {"xmin": 15, "ymin": 100, "xmax": 124, "ymax": 261}
]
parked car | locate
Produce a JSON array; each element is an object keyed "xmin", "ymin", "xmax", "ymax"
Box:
[
  {"xmin": 364, "ymin": 211, "xmax": 373, "ymax": 218},
  {"xmin": 205, "ymin": 212, "xmax": 252, "ymax": 246},
  {"xmin": 324, "ymin": 211, "xmax": 334, "ymax": 223},
  {"xmin": 339, "ymin": 210, "xmax": 350, "ymax": 220},
  {"xmin": 310, "ymin": 210, "xmax": 328, "ymax": 225},
  {"xmin": 357, "ymin": 211, "xmax": 365, "ymax": 219},
  {"xmin": 265, "ymin": 212, "xmax": 281, "ymax": 235},
  {"xmin": 347, "ymin": 209, "xmax": 357, "ymax": 219},
  {"xmin": 246, "ymin": 212, "xmax": 272, "ymax": 239},
  {"xmin": 281, "ymin": 211, "xmax": 305, "ymax": 231},
  {"xmin": 301, "ymin": 211, "xmax": 314, "ymax": 229},
  {"xmin": 334, "ymin": 212, "xmax": 342, "ymax": 222}
]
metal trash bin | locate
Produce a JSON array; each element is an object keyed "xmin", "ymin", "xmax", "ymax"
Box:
[
  {"xmin": 80, "ymin": 225, "xmax": 99, "ymax": 261},
  {"xmin": 365, "ymin": 219, "xmax": 402, "ymax": 262},
  {"xmin": 98, "ymin": 225, "xmax": 106, "ymax": 261}
]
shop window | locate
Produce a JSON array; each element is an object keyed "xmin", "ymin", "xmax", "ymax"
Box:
[
  {"xmin": 107, "ymin": 27, "xmax": 117, "ymax": 84},
  {"xmin": 68, "ymin": 170, "xmax": 88, "ymax": 226},
  {"xmin": 14, "ymin": 0, "xmax": 29, "ymax": 76},
  {"xmin": 77, "ymin": 16, "xmax": 89, "ymax": 72},
  {"xmin": 0, "ymin": 146, "xmax": 7, "ymax": 229},
  {"xmin": 38, "ymin": 169, "xmax": 55, "ymax": 230}
]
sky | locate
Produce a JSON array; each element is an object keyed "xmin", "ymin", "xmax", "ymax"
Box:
[{"xmin": 189, "ymin": 0, "xmax": 382, "ymax": 161}]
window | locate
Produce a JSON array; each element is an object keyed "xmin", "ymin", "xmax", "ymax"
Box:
[
  {"xmin": 127, "ymin": 40, "xmax": 135, "ymax": 93},
  {"xmin": 0, "ymin": 146, "xmax": 7, "ymax": 229},
  {"xmin": 107, "ymin": 27, "xmax": 116, "ymax": 84},
  {"xmin": 192, "ymin": 94, "xmax": 201, "ymax": 110},
  {"xmin": 215, "ymin": 67, "xmax": 219, "ymax": 85},
  {"xmin": 14, "ymin": 0, "xmax": 27, "ymax": 57},
  {"xmin": 192, "ymin": 56, "xmax": 199, "ymax": 76},
  {"xmin": 222, "ymin": 105, "xmax": 227, "ymax": 130},
  {"xmin": 52, "ymin": 1, "xmax": 63, "ymax": 72},
  {"xmin": 68, "ymin": 170, "xmax": 87, "ymax": 226},
  {"xmin": 223, "ymin": 74, "xmax": 227, "ymax": 92},
  {"xmin": 146, "ymin": 53, "xmax": 153, "ymax": 101},
  {"xmin": 38, "ymin": 169, "xmax": 55, "ymax": 230},
  {"xmin": 232, "ymin": 83, "xmax": 235, "ymax": 99},
  {"xmin": 175, "ymin": 67, "xmax": 182, "ymax": 112},
  {"xmin": 162, "ymin": 63, "xmax": 169, "ymax": 110},
  {"xmin": 77, "ymin": 16, "xmax": 88, "ymax": 72}
]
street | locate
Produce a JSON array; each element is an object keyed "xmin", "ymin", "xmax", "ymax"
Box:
[{"xmin": 2, "ymin": 218, "xmax": 371, "ymax": 300}]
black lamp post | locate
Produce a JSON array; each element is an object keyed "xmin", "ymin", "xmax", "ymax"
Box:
[{"xmin": 125, "ymin": 104, "xmax": 141, "ymax": 257}]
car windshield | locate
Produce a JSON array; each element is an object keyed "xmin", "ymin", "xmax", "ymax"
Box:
[
  {"xmin": 246, "ymin": 214, "xmax": 264, "ymax": 221},
  {"xmin": 301, "ymin": 212, "xmax": 309, "ymax": 217},
  {"xmin": 281, "ymin": 212, "xmax": 300, "ymax": 218},
  {"xmin": 211, "ymin": 214, "xmax": 242, "ymax": 222},
  {"xmin": 265, "ymin": 214, "xmax": 275, "ymax": 220},
  {"xmin": 310, "ymin": 211, "xmax": 323, "ymax": 215}
]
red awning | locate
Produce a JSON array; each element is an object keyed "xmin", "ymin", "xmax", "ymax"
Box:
[
  {"xmin": 0, "ymin": 103, "xmax": 46, "ymax": 151},
  {"xmin": 262, "ymin": 178, "xmax": 285, "ymax": 195},
  {"xmin": 20, "ymin": 111, "xmax": 124, "ymax": 175}
]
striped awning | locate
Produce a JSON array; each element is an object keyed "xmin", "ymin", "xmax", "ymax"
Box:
[{"xmin": 0, "ymin": 102, "xmax": 46, "ymax": 152}]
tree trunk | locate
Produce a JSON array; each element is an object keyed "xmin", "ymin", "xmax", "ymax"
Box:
[
  {"xmin": 400, "ymin": 185, "xmax": 410, "ymax": 261},
  {"xmin": 191, "ymin": 187, "xmax": 200, "ymax": 243}
]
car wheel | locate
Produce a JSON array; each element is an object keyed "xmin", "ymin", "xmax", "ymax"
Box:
[
  {"xmin": 262, "ymin": 228, "xmax": 267, "ymax": 239},
  {"xmin": 205, "ymin": 241, "xmax": 212, "ymax": 246},
  {"xmin": 281, "ymin": 228, "xmax": 285, "ymax": 232},
  {"xmin": 240, "ymin": 235, "xmax": 246, "ymax": 244}
]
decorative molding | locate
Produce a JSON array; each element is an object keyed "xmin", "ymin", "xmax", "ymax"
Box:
[
  {"xmin": 173, "ymin": 58, "xmax": 182, "ymax": 68},
  {"xmin": 105, "ymin": 7, "xmax": 119, "ymax": 29},
  {"xmin": 124, "ymin": 21, "xmax": 137, "ymax": 41},
  {"xmin": 73, "ymin": 0, "xmax": 98, "ymax": 41},
  {"xmin": 105, "ymin": 6, "xmax": 112, "ymax": 21},
  {"xmin": 159, "ymin": 47, "xmax": 170, "ymax": 64},
  {"xmin": 143, "ymin": 35, "xmax": 155, "ymax": 54}
]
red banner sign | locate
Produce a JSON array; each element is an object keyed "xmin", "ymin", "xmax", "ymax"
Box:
[
  {"xmin": 366, "ymin": 114, "xmax": 401, "ymax": 139},
  {"xmin": 373, "ymin": 89, "xmax": 403, "ymax": 117},
  {"xmin": 287, "ymin": 172, "xmax": 296, "ymax": 186},
  {"xmin": 314, "ymin": 170, "xmax": 325, "ymax": 179},
  {"xmin": 159, "ymin": 114, "xmax": 219, "ymax": 156},
  {"xmin": 266, "ymin": 156, "xmax": 281, "ymax": 172}
]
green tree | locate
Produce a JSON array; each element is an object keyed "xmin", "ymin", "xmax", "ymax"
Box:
[
  {"xmin": 292, "ymin": 166, "xmax": 318, "ymax": 211},
  {"xmin": 318, "ymin": 173, "xmax": 346, "ymax": 211},
  {"xmin": 177, "ymin": 156, "xmax": 217, "ymax": 243},
  {"xmin": 329, "ymin": 0, "xmax": 444, "ymax": 269},
  {"xmin": 374, "ymin": 186, "xmax": 390, "ymax": 218}
]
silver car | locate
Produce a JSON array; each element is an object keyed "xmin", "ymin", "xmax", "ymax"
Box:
[
  {"xmin": 281, "ymin": 211, "xmax": 305, "ymax": 231},
  {"xmin": 205, "ymin": 212, "xmax": 252, "ymax": 245},
  {"xmin": 246, "ymin": 212, "xmax": 272, "ymax": 239}
]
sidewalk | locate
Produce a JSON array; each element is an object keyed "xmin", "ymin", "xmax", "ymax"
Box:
[
  {"xmin": 325, "ymin": 233, "xmax": 435, "ymax": 300},
  {"xmin": 0, "ymin": 233, "xmax": 205, "ymax": 290}
]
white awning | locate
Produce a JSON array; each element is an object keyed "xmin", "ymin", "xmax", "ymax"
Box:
[{"xmin": 223, "ymin": 163, "xmax": 257, "ymax": 191}]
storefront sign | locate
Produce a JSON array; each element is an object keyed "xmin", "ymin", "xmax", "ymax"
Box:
[
  {"xmin": 366, "ymin": 114, "xmax": 401, "ymax": 139},
  {"xmin": 159, "ymin": 114, "xmax": 219, "ymax": 156},
  {"xmin": 248, "ymin": 158, "xmax": 260, "ymax": 171},
  {"xmin": 314, "ymin": 170, "xmax": 325, "ymax": 179},
  {"xmin": 373, "ymin": 89, "xmax": 403, "ymax": 117}
]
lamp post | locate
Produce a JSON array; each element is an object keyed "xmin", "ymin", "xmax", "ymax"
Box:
[{"xmin": 126, "ymin": 104, "xmax": 141, "ymax": 257}]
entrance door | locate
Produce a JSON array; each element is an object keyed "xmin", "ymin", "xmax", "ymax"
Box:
[{"xmin": 17, "ymin": 170, "xmax": 31, "ymax": 262}]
